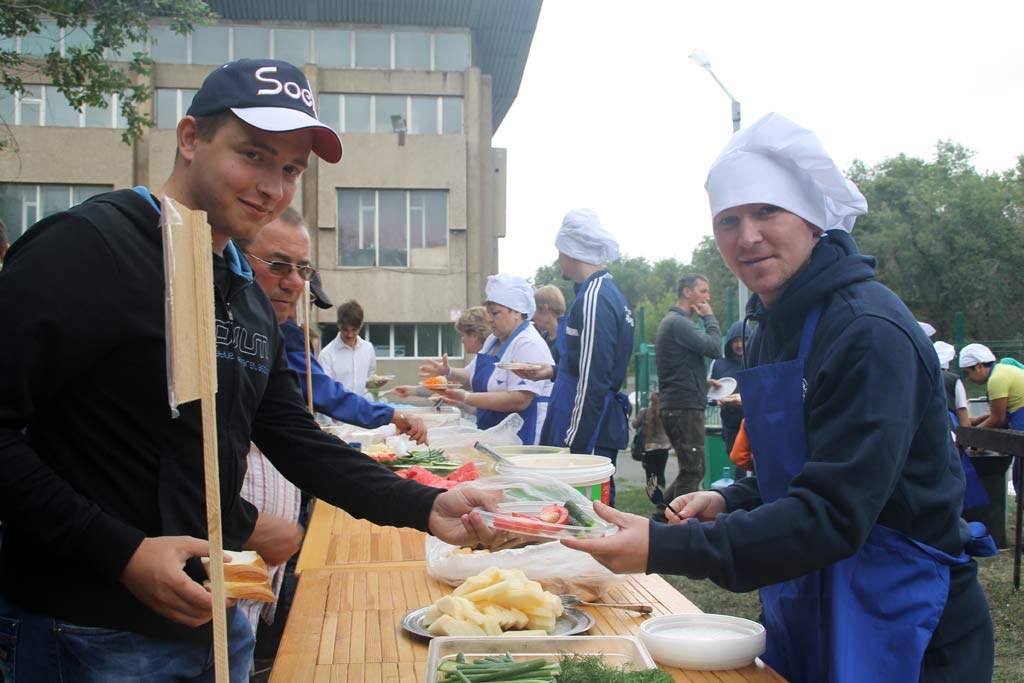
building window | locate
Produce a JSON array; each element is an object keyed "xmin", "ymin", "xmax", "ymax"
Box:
[
  {"xmin": 2, "ymin": 85, "xmax": 123, "ymax": 129},
  {"xmin": 395, "ymin": 32, "xmax": 431, "ymax": 70},
  {"xmin": 191, "ymin": 26, "xmax": 230, "ymax": 65},
  {"xmin": 9, "ymin": 24, "xmax": 471, "ymax": 72},
  {"xmin": 155, "ymin": 88, "xmax": 198, "ymax": 128},
  {"xmin": 318, "ymin": 94, "xmax": 463, "ymax": 135},
  {"xmin": 360, "ymin": 323, "xmax": 463, "ymax": 359},
  {"xmin": 0, "ymin": 183, "xmax": 111, "ymax": 244},
  {"xmin": 434, "ymin": 33, "xmax": 470, "ymax": 71},
  {"xmin": 337, "ymin": 189, "xmax": 448, "ymax": 269}
]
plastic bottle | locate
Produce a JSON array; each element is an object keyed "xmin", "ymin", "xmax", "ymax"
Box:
[{"xmin": 710, "ymin": 466, "xmax": 735, "ymax": 491}]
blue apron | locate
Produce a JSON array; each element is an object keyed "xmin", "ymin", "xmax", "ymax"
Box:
[
  {"xmin": 951, "ymin": 411, "xmax": 990, "ymax": 511},
  {"xmin": 539, "ymin": 316, "xmax": 630, "ymax": 452},
  {"xmin": 472, "ymin": 322, "xmax": 545, "ymax": 444},
  {"xmin": 539, "ymin": 317, "xmax": 574, "ymax": 447},
  {"xmin": 1007, "ymin": 405, "xmax": 1024, "ymax": 494},
  {"xmin": 736, "ymin": 304, "xmax": 985, "ymax": 683}
]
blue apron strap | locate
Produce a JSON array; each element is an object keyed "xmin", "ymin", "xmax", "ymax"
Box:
[{"xmin": 797, "ymin": 303, "xmax": 824, "ymax": 359}]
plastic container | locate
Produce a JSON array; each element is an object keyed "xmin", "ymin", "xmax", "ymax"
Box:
[
  {"xmin": 638, "ymin": 614, "xmax": 766, "ymax": 671},
  {"xmin": 710, "ymin": 466, "xmax": 734, "ymax": 490},
  {"xmin": 425, "ymin": 635, "xmax": 657, "ymax": 683},
  {"xmin": 496, "ymin": 454, "xmax": 615, "ymax": 504},
  {"xmin": 473, "ymin": 501, "xmax": 617, "ymax": 541}
]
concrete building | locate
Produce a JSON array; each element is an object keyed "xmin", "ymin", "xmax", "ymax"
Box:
[{"xmin": 0, "ymin": 0, "xmax": 541, "ymax": 380}]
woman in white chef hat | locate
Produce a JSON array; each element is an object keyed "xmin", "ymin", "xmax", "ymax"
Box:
[
  {"xmin": 564, "ymin": 113, "xmax": 996, "ymax": 683},
  {"xmin": 421, "ymin": 274, "xmax": 554, "ymax": 444}
]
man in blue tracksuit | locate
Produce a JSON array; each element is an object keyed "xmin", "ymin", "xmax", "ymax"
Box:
[
  {"xmin": 538, "ymin": 209, "xmax": 634, "ymax": 505},
  {"xmin": 564, "ymin": 113, "xmax": 996, "ymax": 683}
]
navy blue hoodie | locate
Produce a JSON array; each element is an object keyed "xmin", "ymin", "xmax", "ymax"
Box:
[{"xmin": 648, "ymin": 231, "xmax": 987, "ymax": 643}]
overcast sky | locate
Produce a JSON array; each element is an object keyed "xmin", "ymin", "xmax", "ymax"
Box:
[{"xmin": 492, "ymin": 0, "xmax": 1024, "ymax": 278}]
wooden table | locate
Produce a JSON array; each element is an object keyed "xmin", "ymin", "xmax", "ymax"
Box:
[{"xmin": 273, "ymin": 502, "xmax": 787, "ymax": 683}]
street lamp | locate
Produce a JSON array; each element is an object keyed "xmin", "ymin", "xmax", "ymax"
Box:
[
  {"xmin": 688, "ymin": 49, "xmax": 741, "ymax": 132},
  {"xmin": 689, "ymin": 49, "xmax": 747, "ymax": 314}
]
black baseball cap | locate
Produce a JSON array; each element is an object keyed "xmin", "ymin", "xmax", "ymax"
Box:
[
  {"xmin": 309, "ymin": 272, "xmax": 333, "ymax": 310},
  {"xmin": 187, "ymin": 58, "xmax": 342, "ymax": 163}
]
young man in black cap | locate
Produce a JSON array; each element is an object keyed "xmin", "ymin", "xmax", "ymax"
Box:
[{"xmin": 0, "ymin": 59, "xmax": 491, "ymax": 681}]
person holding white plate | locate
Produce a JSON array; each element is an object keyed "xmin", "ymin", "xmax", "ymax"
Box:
[
  {"xmin": 421, "ymin": 274, "xmax": 553, "ymax": 444},
  {"xmin": 565, "ymin": 113, "xmax": 996, "ymax": 683}
]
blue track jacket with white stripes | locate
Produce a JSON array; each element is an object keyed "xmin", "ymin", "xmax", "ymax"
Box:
[{"xmin": 564, "ymin": 270, "xmax": 635, "ymax": 451}]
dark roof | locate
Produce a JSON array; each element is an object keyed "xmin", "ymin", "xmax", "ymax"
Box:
[{"xmin": 206, "ymin": 0, "xmax": 542, "ymax": 129}]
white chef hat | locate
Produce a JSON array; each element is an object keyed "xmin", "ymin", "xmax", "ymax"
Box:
[
  {"xmin": 485, "ymin": 273, "xmax": 536, "ymax": 320},
  {"xmin": 933, "ymin": 341, "xmax": 956, "ymax": 370},
  {"xmin": 555, "ymin": 208, "xmax": 620, "ymax": 265},
  {"xmin": 705, "ymin": 112, "xmax": 868, "ymax": 233},
  {"xmin": 959, "ymin": 343, "xmax": 996, "ymax": 368},
  {"xmin": 918, "ymin": 321, "xmax": 937, "ymax": 337}
]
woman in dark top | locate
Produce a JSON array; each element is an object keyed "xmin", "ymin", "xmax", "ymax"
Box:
[{"xmin": 709, "ymin": 320, "xmax": 751, "ymax": 478}]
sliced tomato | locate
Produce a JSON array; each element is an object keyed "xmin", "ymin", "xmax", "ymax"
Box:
[
  {"xmin": 493, "ymin": 511, "xmax": 565, "ymax": 535},
  {"xmin": 539, "ymin": 504, "xmax": 569, "ymax": 525}
]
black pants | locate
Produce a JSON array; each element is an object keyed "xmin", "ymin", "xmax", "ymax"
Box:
[{"xmin": 643, "ymin": 448, "xmax": 669, "ymax": 488}]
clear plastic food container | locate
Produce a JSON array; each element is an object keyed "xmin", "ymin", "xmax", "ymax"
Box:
[
  {"xmin": 473, "ymin": 501, "xmax": 618, "ymax": 540},
  {"xmin": 424, "ymin": 635, "xmax": 657, "ymax": 683}
]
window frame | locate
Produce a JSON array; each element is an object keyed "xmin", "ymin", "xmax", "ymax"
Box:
[
  {"xmin": 336, "ymin": 189, "xmax": 450, "ymax": 269},
  {"xmin": 359, "ymin": 322, "xmax": 464, "ymax": 359}
]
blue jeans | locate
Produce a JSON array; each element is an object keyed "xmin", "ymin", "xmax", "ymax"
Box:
[{"xmin": 0, "ymin": 593, "xmax": 254, "ymax": 682}]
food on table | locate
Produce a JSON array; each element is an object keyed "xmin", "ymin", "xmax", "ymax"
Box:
[
  {"xmin": 435, "ymin": 653, "xmax": 674, "ymax": 683},
  {"xmin": 421, "ymin": 566, "xmax": 564, "ymax": 636},
  {"xmin": 449, "ymin": 547, "xmax": 492, "ymax": 556},
  {"xmin": 394, "ymin": 461, "xmax": 479, "ymax": 489},
  {"xmin": 200, "ymin": 550, "xmax": 275, "ymax": 602}
]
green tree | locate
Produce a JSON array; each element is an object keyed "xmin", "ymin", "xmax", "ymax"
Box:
[
  {"xmin": 1, "ymin": 0, "xmax": 216, "ymax": 149},
  {"xmin": 849, "ymin": 143, "xmax": 1024, "ymax": 340}
]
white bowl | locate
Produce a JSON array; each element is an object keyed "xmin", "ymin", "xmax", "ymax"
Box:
[{"xmin": 638, "ymin": 613, "xmax": 766, "ymax": 671}]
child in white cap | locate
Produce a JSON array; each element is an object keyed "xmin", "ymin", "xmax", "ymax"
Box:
[{"xmin": 563, "ymin": 113, "xmax": 995, "ymax": 683}]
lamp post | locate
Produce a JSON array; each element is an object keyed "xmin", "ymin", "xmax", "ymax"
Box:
[
  {"xmin": 689, "ymin": 49, "xmax": 747, "ymax": 316},
  {"xmin": 689, "ymin": 49, "xmax": 741, "ymax": 133}
]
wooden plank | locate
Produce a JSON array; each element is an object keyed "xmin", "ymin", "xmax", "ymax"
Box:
[
  {"xmin": 270, "ymin": 570, "xmax": 331, "ymax": 683},
  {"xmin": 956, "ymin": 425, "xmax": 1024, "ymax": 456},
  {"xmin": 296, "ymin": 499, "xmax": 336, "ymax": 575}
]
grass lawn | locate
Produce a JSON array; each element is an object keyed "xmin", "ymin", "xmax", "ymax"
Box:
[{"xmin": 615, "ymin": 481, "xmax": 1024, "ymax": 682}]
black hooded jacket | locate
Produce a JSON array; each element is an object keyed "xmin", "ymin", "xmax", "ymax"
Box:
[
  {"xmin": 648, "ymin": 231, "xmax": 987, "ymax": 644},
  {"xmin": 0, "ymin": 189, "xmax": 441, "ymax": 640}
]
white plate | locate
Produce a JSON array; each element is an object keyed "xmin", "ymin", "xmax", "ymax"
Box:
[
  {"xmin": 707, "ymin": 377, "xmax": 737, "ymax": 401},
  {"xmin": 401, "ymin": 606, "xmax": 593, "ymax": 639},
  {"xmin": 495, "ymin": 362, "xmax": 545, "ymax": 371},
  {"xmin": 639, "ymin": 613, "xmax": 765, "ymax": 671}
]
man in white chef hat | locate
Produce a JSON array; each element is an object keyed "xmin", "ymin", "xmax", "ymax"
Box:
[
  {"xmin": 563, "ymin": 113, "xmax": 995, "ymax": 682},
  {"xmin": 522, "ymin": 209, "xmax": 634, "ymax": 505}
]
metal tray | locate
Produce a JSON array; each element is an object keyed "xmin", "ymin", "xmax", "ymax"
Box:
[{"xmin": 401, "ymin": 606, "xmax": 593, "ymax": 639}]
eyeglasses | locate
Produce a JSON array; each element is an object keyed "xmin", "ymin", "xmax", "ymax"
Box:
[{"xmin": 244, "ymin": 252, "xmax": 318, "ymax": 282}]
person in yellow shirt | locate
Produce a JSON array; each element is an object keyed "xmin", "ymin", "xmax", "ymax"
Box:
[{"xmin": 959, "ymin": 342, "xmax": 1024, "ymax": 491}]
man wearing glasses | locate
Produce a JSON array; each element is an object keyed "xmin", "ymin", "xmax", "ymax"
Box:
[{"xmin": 236, "ymin": 207, "xmax": 427, "ymax": 444}]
